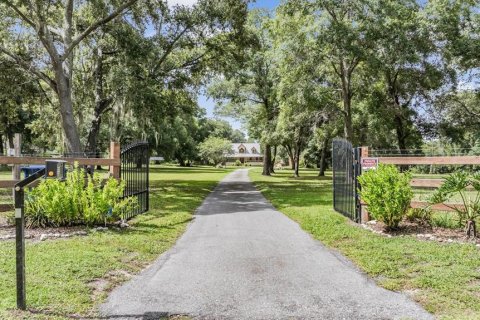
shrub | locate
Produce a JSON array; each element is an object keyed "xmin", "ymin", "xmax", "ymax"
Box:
[
  {"xmin": 358, "ymin": 164, "xmax": 413, "ymax": 230},
  {"xmin": 25, "ymin": 165, "xmax": 136, "ymax": 228},
  {"xmin": 429, "ymin": 171, "xmax": 480, "ymax": 237},
  {"xmin": 235, "ymin": 160, "xmax": 242, "ymax": 166}
]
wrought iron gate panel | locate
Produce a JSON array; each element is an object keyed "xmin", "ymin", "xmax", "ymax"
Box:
[
  {"xmin": 121, "ymin": 141, "xmax": 149, "ymax": 219},
  {"xmin": 332, "ymin": 138, "xmax": 360, "ymax": 222}
]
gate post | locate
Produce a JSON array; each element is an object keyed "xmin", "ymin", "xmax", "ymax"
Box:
[
  {"xmin": 12, "ymin": 134, "xmax": 22, "ymax": 199},
  {"xmin": 359, "ymin": 146, "xmax": 370, "ymax": 223},
  {"xmin": 361, "ymin": 146, "xmax": 369, "ymax": 158},
  {"xmin": 110, "ymin": 141, "xmax": 120, "ymax": 179},
  {"xmin": 354, "ymin": 147, "xmax": 362, "ymax": 223}
]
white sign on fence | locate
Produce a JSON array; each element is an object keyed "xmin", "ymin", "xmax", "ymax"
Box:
[{"xmin": 361, "ymin": 157, "xmax": 379, "ymax": 171}]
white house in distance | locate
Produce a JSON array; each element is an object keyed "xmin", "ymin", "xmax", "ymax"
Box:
[{"xmin": 226, "ymin": 143, "xmax": 263, "ymax": 164}]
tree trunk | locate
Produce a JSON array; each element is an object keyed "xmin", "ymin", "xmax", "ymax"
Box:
[
  {"xmin": 7, "ymin": 132, "xmax": 14, "ymax": 149},
  {"xmin": 85, "ymin": 47, "xmax": 112, "ymax": 157},
  {"xmin": 270, "ymin": 145, "xmax": 277, "ymax": 173},
  {"xmin": 394, "ymin": 115, "xmax": 408, "ymax": 150},
  {"xmin": 177, "ymin": 157, "xmax": 186, "ymax": 167},
  {"xmin": 318, "ymin": 147, "xmax": 327, "ymax": 176},
  {"xmin": 262, "ymin": 144, "xmax": 271, "ymax": 176},
  {"xmin": 392, "ymin": 93, "xmax": 409, "ymax": 171},
  {"xmin": 294, "ymin": 146, "xmax": 301, "ymax": 177},
  {"xmin": 0, "ymin": 134, "xmax": 3, "ymax": 155},
  {"xmin": 85, "ymin": 111, "xmax": 103, "ymax": 156},
  {"xmin": 343, "ymin": 96, "xmax": 353, "ymax": 142},
  {"xmin": 318, "ymin": 136, "xmax": 330, "ymax": 176},
  {"xmin": 285, "ymin": 144, "xmax": 295, "ymax": 170},
  {"xmin": 54, "ymin": 65, "xmax": 82, "ymax": 153},
  {"xmin": 340, "ymin": 60, "xmax": 354, "ymax": 142},
  {"xmin": 466, "ymin": 220, "xmax": 476, "ymax": 238}
]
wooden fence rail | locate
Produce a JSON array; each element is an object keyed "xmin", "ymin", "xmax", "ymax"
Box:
[
  {"xmin": 377, "ymin": 156, "xmax": 480, "ymax": 165},
  {"xmin": 0, "ymin": 157, "xmax": 119, "ymax": 166},
  {"xmin": 0, "ymin": 139, "xmax": 121, "ymax": 213},
  {"xmin": 360, "ymin": 147, "xmax": 477, "ymax": 218}
]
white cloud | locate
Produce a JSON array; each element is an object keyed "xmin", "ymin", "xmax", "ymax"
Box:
[{"xmin": 167, "ymin": 0, "xmax": 198, "ymax": 7}]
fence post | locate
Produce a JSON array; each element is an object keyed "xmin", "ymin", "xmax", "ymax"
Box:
[
  {"xmin": 12, "ymin": 134, "xmax": 21, "ymax": 199},
  {"xmin": 361, "ymin": 146, "xmax": 369, "ymax": 158},
  {"xmin": 359, "ymin": 146, "xmax": 370, "ymax": 223},
  {"xmin": 354, "ymin": 147, "xmax": 362, "ymax": 223},
  {"xmin": 12, "ymin": 133, "xmax": 21, "ymax": 181},
  {"xmin": 110, "ymin": 141, "xmax": 120, "ymax": 179}
]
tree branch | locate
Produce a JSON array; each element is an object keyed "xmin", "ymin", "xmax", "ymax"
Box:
[
  {"xmin": 456, "ymin": 97, "xmax": 480, "ymax": 118},
  {"xmin": 62, "ymin": 0, "xmax": 139, "ymax": 60},
  {"xmin": 162, "ymin": 51, "xmax": 208, "ymax": 74},
  {"xmin": 47, "ymin": 26, "xmax": 64, "ymax": 38},
  {"xmin": 0, "ymin": 46, "xmax": 57, "ymax": 91},
  {"xmin": 2, "ymin": 0, "xmax": 36, "ymax": 28},
  {"xmin": 330, "ymin": 61, "xmax": 341, "ymax": 77},
  {"xmin": 152, "ymin": 26, "xmax": 190, "ymax": 75},
  {"xmin": 347, "ymin": 56, "xmax": 360, "ymax": 76}
]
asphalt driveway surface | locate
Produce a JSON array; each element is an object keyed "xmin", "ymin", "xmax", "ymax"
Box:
[{"xmin": 100, "ymin": 169, "xmax": 432, "ymax": 320}]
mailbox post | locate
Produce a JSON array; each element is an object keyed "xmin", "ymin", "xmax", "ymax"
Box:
[{"xmin": 14, "ymin": 160, "xmax": 66, "ymax": 310}]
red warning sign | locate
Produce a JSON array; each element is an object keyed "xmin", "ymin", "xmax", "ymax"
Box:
[{"xmin": 361, "ymin": 158, "xmax": 378, "ymax": 171}]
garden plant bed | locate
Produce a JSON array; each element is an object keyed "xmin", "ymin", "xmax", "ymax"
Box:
[
  {"xmin": 361, "ymin": 219, "xmax": 480, "ymax": 247},
  {"xmin": 0, "ymin": 205, "xmax": 127, "ymax": 242},
  {"xmin": 0, "ymin": 223, "xmax": 124, "ymax": 242}
]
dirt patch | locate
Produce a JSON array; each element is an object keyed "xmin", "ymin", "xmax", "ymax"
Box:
[
  {"xmin": 88, "ymin": 278, "xmax": 109, "ymax": 301},
  {"xmin": 88, "ymin": 269, "xmax": 133, "ymax": 304},
  {"xmin": 362, "ymin": 219, "xmax": 480, "ymax": 246},
  {"xmin": 0, "ymin": 213, "xmax": 9, "ymax": 227}
]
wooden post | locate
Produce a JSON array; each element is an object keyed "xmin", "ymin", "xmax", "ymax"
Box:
[
  {"xmin": 12, "ymin": 134, "xmax": 21, "ymax": 199},
  {"xmin": 12, "ymin": 134, "xmax": 21, "ymax": 181},
  {"xmin": 360, "ymin": 146, "xmax": 370, "ymax": 223},
  {"xmin": 361, "ymin": 146, "xmax": 369, "ymax": 158},
  {"xmin": 361, "ymin": 204, "xmax": 370, "ymax": 224},
  {"xmin": 110, "ymin": 141, "xmax": 120, "ymax": 179}
]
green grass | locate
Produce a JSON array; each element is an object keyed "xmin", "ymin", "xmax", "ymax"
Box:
[
  {"xmin": 249, "ymin": 168, "xmax": 480, "ymax": 320},
  {"xmin": 0, "ymin": 165, "xmax": 233, "ymax": 319},
  {"xmin": 0, "ymin": 172, "xmax": 10, "ymax": 179}
]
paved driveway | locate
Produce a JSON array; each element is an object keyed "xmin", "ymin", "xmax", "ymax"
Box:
[{"xmin": 100, "ymin": 169, "xmax": 432, "ymax": 320}]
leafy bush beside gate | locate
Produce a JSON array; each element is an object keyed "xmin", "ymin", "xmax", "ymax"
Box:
[
  {"xmin": 25, "ymin": 166, "xmax": 136, "ymax": 228},
  {"xmin": 358, "ymin": 164, "xmax": 413, "ymax": 230}
]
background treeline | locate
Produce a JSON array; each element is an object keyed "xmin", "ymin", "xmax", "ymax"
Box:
[
  {"xmin": 0, "ymin": 0, "xmax": 249, "ymax": 164},
  {"xmin": 209, "ymin": 0, "xmax": 479, "ymax": 176},
  {"xmin": 1, "ymin": 0, "xmax": 479, "ymax": 174}
]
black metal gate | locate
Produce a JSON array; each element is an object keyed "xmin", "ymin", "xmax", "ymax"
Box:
[
  {"xmin": 332, "ymin": 138, "xmax": 361, "ymax": 222},
  {"xmin": 121, "ymin": 141, "xmax": 149, "ymax": 219}
]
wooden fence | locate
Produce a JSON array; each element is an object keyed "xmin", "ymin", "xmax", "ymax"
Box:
[
  {"xmin": 360, "ymin": 146, "xmax": 478, "ymax": 218},
  {"xmin": 0, "ymin": 137, "xmax": 120, "ymax": 212}
]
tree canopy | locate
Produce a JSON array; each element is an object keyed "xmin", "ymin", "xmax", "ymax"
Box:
[{"xmin": 1, "ymin": 0, "xmax": 479, "ymax": 175}]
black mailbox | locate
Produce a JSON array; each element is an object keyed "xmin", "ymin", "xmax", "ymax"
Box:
[{"xmin": 45, "ymin": 160, "xmax": 67, "ymax": 180}]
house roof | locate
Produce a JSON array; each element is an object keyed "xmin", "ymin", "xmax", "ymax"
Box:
[{"xmin": 228, "ymin": 143, "xmax": 263, "ymax": 157}]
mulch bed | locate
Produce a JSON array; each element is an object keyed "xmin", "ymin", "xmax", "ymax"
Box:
[
  {"xmin": 0, "ymin": 223, "xmax": 89, "ymax": 242},
  {"xmin": 0, "ymin": 213, "xmax": 123, "ymax": 241},
  {"xmin": 362, "ymin": 219, "xmax": 480, "ymax": 246}
]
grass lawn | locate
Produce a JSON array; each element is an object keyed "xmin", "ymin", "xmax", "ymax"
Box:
[
  {"xmin": 0, "ymin": 172, "xmax": 10, "ymax": 179},
  {"xmin": 249, "ymin": 168, "xmax": 480, "ymax": 320},
  {"xmin": 0, "ymin": 165, "xmax": 233, "ymax": 319}
]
